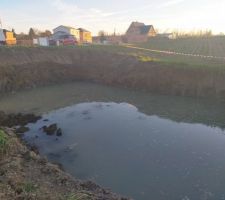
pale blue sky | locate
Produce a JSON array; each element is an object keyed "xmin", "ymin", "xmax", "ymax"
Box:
[{"xmin": 0, "ymin": 0, "xmax": 225, "ymax": 35}]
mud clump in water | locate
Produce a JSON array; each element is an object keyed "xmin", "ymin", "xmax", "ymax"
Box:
[
  {"xmin": 0, "ymin": 111, "xmax": 40, "ymax": 135},
  {"xmin": 15, "ymin": 126, "xmax": 30, "ymax": 134},
  {"xmin": 56, "ymin": 128, "xmax": 62, "ymax": 137},
  {"xmin": 0, "ymin": 111, "xmax": 41, "ymax": 127},
  {"xmin": 42, "ymin": 124, "xmax": 63, "ymax": 136}
]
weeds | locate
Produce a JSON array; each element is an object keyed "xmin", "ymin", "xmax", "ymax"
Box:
[
  {"xmin": 22, "ymin": 182, "xmax": 38, "ymax": 193},
  {"xmin": 66, "ymin": 192, "xmax": 90, "ymax": 200},
  {"xmin": 138, "ymin": 55, "xmax": 159, "ymax": 62},
  {"xmin": 0, "ymin": 129, "xmax": 8, "ymax": 156}
]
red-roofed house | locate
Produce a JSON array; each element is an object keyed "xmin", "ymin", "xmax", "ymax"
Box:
[{"xmin": 125, "ymin": 22, "xmax": 156, "ymax": 43}]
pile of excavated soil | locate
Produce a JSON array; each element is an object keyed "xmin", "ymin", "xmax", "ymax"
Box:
[{"xmin": 0, "ymin": 47, "xmax": 225, "ymax": 99}]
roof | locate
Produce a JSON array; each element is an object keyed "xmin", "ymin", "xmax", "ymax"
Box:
[
  {"xmin": 53, "ymin": 25, "xmax": 77, "ymax": 31},
  {"xmin": 130, "ymin": 22, "xmax": 145, "ymax": 27},
  {"xmin": 62, "ymin": 25, "xmax": 76, "ymax": 29},
  {"xmin": 78, "ymin": 28, "xmax": 91, "ymax": 32},
  {"xmin": 140, "ymin": 25, "xmax": 154, "ymax": 34},
  {"xmin": 126, "ymin": 22, "xmax": 155, "ymax": 35},
  {"xmin": 2, "ymin": 29, "xmax": 12, "ymax": 33}
]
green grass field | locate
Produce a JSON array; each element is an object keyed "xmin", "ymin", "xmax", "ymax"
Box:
[
  {"xmin": 61, "ymin": 36, "xmax": 225, "ymax": 67},
  {"xmin": 137, "ymin": 36, "xmax": 225, "ymax": 57},
  {"xmin": 1, "ymin": 36, "xmax": 225, "ymax": 68},
  {"xmin": 80, "ymin": 43, "xmax": 225, "ymax": 68}
]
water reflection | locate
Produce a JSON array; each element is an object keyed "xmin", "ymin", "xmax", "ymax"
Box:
[
  {"xmin": 24, "ymin": 102, "xmax": 225, "ymax": 200},
  {"xmin": 0, "ymin": 82, "xmax": 225, "ymax": 129}
]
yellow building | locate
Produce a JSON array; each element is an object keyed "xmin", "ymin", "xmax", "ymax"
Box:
[
  {"xmin": 5, "ymin": 31, "xmax": 16, "ymax": 45},
  {"xmin": 79, "ymin": 28, "xmax": 92, "ymax": 43},
  {"xmin": 0, "ymin": 29, "xmax": 17, "ymax": 45}
]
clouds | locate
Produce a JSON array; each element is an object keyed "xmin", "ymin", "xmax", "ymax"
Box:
[
  {"xmin": 48, "ymin": 0, "xmax": 127, "ymax": 33},
  {"xmin": 1, "ymin": 0, "xmax": 225, "ymax": 35},
  {"xmin": 51, "ymin": 0, "xmax": 117, "ymax": 20},
  {"xmin": 48, "ymin": 0, "xmax": 157, "ymax": 34},
  {"xmin": 160, "ymin": 0, "xmax": 185, "ymax": 7}
]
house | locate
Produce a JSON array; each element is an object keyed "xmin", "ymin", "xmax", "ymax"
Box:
[
  {"xmin": 0, "ymin": 29, "xmax": 5, "ymax": 45},
  {"xmin": 0, "ymin": 29, "xmax": 16, "ymax": 45},
  {"xmin": 53, "ymin": 25, "xmax": 80, "ymax": 42},
  {"xmin": 125, "ymin": 22, "xmax": 156, "ymax": 43},
  {"xmin": 78, "ymin": 28, "xmax": 92, "ymax": 43},
  {"xmin": 33, "ymin": 37, "xmax": 49, "ymax": 46}
]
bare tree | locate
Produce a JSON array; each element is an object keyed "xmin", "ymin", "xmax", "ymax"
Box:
[
  {"xmin": 39, "ymin": 30, "xmax": 52, "ymax": 37},
  {"xmin": 172, "ymin": 29, "xmax": 213, "ymax": 38},
  {"xmin": 28, "ymin": 28, "xmax": 36, "ymax": 39}
]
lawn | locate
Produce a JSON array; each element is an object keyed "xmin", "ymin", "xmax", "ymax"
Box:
[
  {"xmin": 1, "ymin": 39, "xmax": 225, "ymax": 68},
  {"xmin": 136, "ymin": 36, "xmax": 225, "ymax": 57},
  {"xmin": 81, "ymin": 43, "xmax": 225, "ymax": 68}
]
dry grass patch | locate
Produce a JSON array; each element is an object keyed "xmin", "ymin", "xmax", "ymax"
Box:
[{"xmin": 0, "ymin": 129, "xmax": 8, "ymax": 157}]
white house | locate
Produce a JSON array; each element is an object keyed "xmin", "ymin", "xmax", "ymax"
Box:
[
  {"xmin": 33, "ymin": 37, "xmax": 49, "ymax": 46},
  {"xmin": 0, "ymin": 29, "xmax": 6, "ymax": 44},
  {"xmin": 53, "ymin": 25, "xmax": 80, "ymax": 41}
]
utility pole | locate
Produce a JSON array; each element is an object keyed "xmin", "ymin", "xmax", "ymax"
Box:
[
  {"xmin": 0, "ymin": 17, "xmax": 3, "ymax": 28},
  {"xmin": 114, "ymin": 28, "xmax": 116, "ymax": 36}
]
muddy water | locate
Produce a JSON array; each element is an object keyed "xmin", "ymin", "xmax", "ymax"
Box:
[{"xmin": 1, "ymin": 82, "xmax": 225, "ymax": 200}]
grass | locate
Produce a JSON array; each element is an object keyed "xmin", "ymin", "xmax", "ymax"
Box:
[
  {"xmin": 137, "ymin": 55, "xmax": 159, "ymax": 62},
  {"xmin": 1, "ymin": 41, "xmax": 225, "ymax": 68},
  {"xmin": 22, "ymin": 182, "xmax": 38, "ymax": 193},
  {"xmin": 66, "ymin": 193, "xmax": 90, "ymax": 200},
  {"xmin": 134, "ymin": 37, "xmax": 225, "ymax": 65},
  {"xmin": 0, "ymin": 129, "xmax": 8, "ymax": 156},
  {"xmin": 77, "ymin": 43, "xmax": 225, "ymax": 68},
  {"xmin": 136, "ymin": 36, "xmax": 225, "ymax": 57}
]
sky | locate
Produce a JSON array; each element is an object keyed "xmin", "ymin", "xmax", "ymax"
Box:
[{"xmin": 0, "ymin": 0, "xmax": 225, "ymax": 35}]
